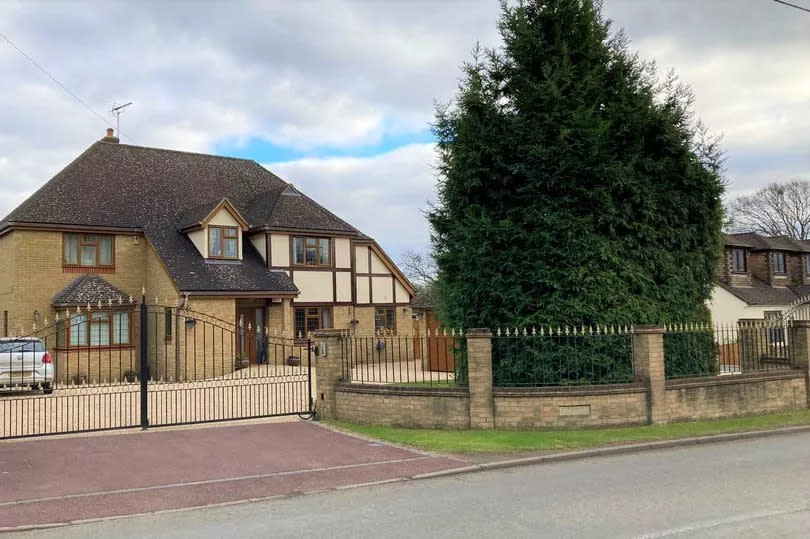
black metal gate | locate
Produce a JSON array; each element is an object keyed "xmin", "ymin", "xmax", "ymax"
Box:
[{"xmin": 0, "ymin": 297, "xmax": 312, "ymax": 440}]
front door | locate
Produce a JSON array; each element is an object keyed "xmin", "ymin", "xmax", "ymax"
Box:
[{"xmin": 236, "ymin": 307, "xmax": 256, "ymax": 365}]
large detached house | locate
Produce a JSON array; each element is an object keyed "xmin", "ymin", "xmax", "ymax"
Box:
[
  {"xmin": 708, "ymin": 232, "xmax": 810, "ymax": 324},
  {"xmin": 0, "ymin": 130, "xmax": 414, "ymax": 356}
]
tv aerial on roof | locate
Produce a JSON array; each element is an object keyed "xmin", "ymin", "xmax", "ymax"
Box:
[{"xmin": 110, "ymin": 102, "xmax": 132, "ymax": 137}]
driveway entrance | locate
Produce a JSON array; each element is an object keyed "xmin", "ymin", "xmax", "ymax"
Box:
[
  {"xmin": 0, "ymin": 420, "xmax": 468, "ymax": 531},
  {"xmin": 1, "ymin": 299, "xmax": 311, "ymax": 440}
]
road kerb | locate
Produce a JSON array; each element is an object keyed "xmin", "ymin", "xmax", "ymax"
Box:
[{"xmin": 413, "ymin": 424, "xmax": 810, "ymax": 478}]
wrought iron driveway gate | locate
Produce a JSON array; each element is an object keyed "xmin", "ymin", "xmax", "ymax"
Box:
[{"xmin": 1, "ymin": 297, "xmax": 312, "ymax": 440}]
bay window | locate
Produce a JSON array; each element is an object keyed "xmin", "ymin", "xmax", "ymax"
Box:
[{"xmin": 66, "ymin": 311, "xmax": 131, "ymax": 347}]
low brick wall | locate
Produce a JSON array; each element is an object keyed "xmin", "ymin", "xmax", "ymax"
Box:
[
  {"xmin": 493, "ymin": 385, "xmax": 649, "ymax": 429},
  {"xmin": 335, "ymin": 384, "xmax": 470, "ymax": 429},
  {"xmin": 665, "ymin": 371, "xmax": 808, "ymax": 422},
  {"xmin": 334, "ymin": 372, "xmax": 809, "ymax": 429},
  {"xmin": 334, "ymin": 383, "xmax": 649, "ymax": 429},
  {"xmin": 319, "ymin": 329, "xmax": 810, "ymax": 430}
]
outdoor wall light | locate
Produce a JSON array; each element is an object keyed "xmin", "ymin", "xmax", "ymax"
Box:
[{"xmin": 184, "ymin": 317, "xmax": 196, "ymax": 328}]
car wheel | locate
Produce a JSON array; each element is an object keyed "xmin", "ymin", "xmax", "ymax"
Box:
[
  {"xmin": 42, "ymin": 383, "xmax": 53, "ymax": 395},
  {"xmin": 30, "ymin": 384, "xmax": 40, "ymax": 391}
]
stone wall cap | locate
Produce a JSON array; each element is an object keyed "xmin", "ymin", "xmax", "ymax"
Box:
[
  {"xmin": 466, "ymin": 328, "xmax": 492, "ymax": 337},
  {"xmin": 632, "ymin": 325, "xmax": 664, "ymax": 334}
]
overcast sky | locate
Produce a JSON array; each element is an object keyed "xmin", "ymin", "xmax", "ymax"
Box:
[{"xmin": 1, "ymin": 0, "xmax": 808, "ymax": 262}]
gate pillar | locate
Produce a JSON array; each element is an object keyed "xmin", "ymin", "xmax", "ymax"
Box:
[{"xmin": 312, "ymin": 329, "xmax": 349, "ymax": 420}]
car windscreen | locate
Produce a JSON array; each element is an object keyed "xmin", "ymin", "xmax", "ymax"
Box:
[{"xmin": 0, "ymin": 340, "xmax": 45, "ymax": 353}]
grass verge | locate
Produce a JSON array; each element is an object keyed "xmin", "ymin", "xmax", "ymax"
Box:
[{"xmin": 330, "ymin": 409, "xmax": 810, "ymax": 453}]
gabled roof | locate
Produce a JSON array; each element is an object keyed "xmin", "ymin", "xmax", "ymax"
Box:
[
  {"xmin": 52, "ymin": 274, "xmax": 129, "ymax": 306},
  {"xmin": 0, "ymin": 140, "xmax": 365, "ymax": 293},
  {"xmin": 724, "ymin": 232, "xmax": 810, "ymax": 253},
  {"xmin": 178, "ymin": 198, "xmax": 249, "ymax": 232}
]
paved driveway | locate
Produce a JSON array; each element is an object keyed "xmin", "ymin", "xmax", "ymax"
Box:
[{"xmin": 0, "ymin": 420, "xmax": 468, "ymax": 531}]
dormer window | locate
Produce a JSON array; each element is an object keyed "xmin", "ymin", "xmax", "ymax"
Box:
[
  {"xmin": 209, "ymin": 226, "xmax": 239, "ymax": 259},
  {"xmin": 179, "ymin": 198, "xmax": 248, "ymax": 261},
  {"xmin": 773, "ymin": 251, "xmax": 787, "ymax": 274},
  {"xmin": 731, "ymin": 248, "xmax": 746, "ymax": 273}
]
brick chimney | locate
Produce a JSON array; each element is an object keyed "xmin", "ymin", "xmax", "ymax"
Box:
[{"xmin": 101, "ymin": 128, "xmax": 120, "ymax": 143}]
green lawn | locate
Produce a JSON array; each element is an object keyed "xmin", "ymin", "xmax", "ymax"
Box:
[{"xmin": 330, "ymin": 409, "xmax": 810, "ymax": 453}]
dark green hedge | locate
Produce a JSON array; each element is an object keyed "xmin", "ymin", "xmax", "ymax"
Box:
[
  {"xmin": 491, "ymin": 335, "xmax": 634, "ymax": 387},
  {"xmin": 663, "ymin": 331, "xmax": 719, "ymax": 379}
]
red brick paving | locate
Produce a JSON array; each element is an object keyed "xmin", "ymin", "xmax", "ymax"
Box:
[{"xmin": 0, "ymin": 421, "xmax": 468, "ymax": 529}]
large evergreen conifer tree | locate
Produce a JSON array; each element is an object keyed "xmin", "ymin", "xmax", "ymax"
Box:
[{"xmin": 429, "ymin": 0, "xmax": 725, "ymax": 329}]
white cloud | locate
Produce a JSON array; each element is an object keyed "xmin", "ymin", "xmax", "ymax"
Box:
[
  {"xmin": 265, "ymin": 143, "xmax": 437, "ymax": 260},
  {"xmin": 0, "ymin": 0, "xmax": 808, "ymax": 253}
]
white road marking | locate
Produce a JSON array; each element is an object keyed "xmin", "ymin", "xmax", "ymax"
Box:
[
  {"xmin": 636, "ymin": 504, "xmax": 810, "ymax": 538},
  {"xmin": 1, "ymin": 455, "xmax": 434, "ymax": 507}
]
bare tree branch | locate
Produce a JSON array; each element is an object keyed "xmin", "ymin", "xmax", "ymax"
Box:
[
  {"xmin": 727, "ymin": 178, "xmax": 810, "ymax": 239},
  {"xmin": 398, "ymin": 249, "xmax": 437, "ymax": 285}
]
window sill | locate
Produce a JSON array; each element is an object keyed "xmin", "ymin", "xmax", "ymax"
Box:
[{"xmin": 63, "ymin": 266, "xmax": 115, "ymax": 274}]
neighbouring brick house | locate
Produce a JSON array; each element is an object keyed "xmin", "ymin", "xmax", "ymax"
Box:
[
  {"xmin": 708, "ymin": 232, "xmax": 810, "ymax": 324},
  {"xmin": 0, "ymin": 130, "xmax": 414, "ymax": 380}
]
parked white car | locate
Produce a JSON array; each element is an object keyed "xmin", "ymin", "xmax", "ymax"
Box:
[{"xmin": 0, "ymin": 338, "xmax": 53, "ymax": 393}]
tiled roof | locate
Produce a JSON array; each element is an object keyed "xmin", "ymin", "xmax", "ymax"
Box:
[
  {"xmin": 411, "ymin": 284, "xmax": 437, "ymax": 309},
  {"xmin": 0, "ymin": 141, "xmax": 363, "ymax": 293},
  {"xmin": 52, "ymin": 274, "xmax": 129, "ymax": 306},
  {"xmin": 723, "ymin": 233, "xmax": 760, "ymax": 248},
  {"xmin": 724, "ymin": 232, "xmax": 810, "ymax": 252},
  {"xmin": 717, "ymin": 277, "xmax": 810, "ymax": 306}
]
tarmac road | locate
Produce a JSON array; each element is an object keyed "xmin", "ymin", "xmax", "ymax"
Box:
[{"xmin": 12, "ymin": 430, "xmax": 810, "ymax": 538}]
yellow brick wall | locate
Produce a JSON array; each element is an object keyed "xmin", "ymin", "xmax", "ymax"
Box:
[
  {"xmin": 665, "ymin": 373, "xmax": 807, "ymax": 422},
  {"xmin": 173, "ymin": 297, "xmax": 237, "ymax": 381},
  {"xmin": 144, "ymin": 241, "xmax": 182, "ymax": 380},
  {"xmin": 332, "ymin": 305, "xmax": 414, "ymax": 337},
  {"xmin": 333, "ymin": 373, "xmax": 808, "ymax": 430},
  {"xmin": 493, "ymin": 387, "xmax": 649, "ymax": 429},
  {"xmin": 0, "ymin": 233, "xmax": 13, "ymax": 336},
  {"xmin": 335, "ymin": 385, "xmax": 471, "ymax": 429},
  {"xmin": 4, "ymin": 230, "xmax": 145, "ymax": 336}
]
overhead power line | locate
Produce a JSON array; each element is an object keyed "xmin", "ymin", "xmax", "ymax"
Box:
[
  {"xmin": 0, "ymin": 29, "xmax": 136, "ymax": 143},
  {"xmin": 773, "ymin": 0, "xmax": 810, "ymax": 13}
]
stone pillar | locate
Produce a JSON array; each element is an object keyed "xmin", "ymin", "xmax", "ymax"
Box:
[
  {"xmin": 632, "ymin": 325, "xmax": 666, "ymax": 424},
  {"xmin": 789, "ymin": 320, "xmax": 810, "ymax": 407},
  {"xmin": 312, "ymin": 328, "xmax": 349, "ymax": 420},
  {"xmin": 466, "ymin": 328, "xmax": 494, "ymax": 429}
]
